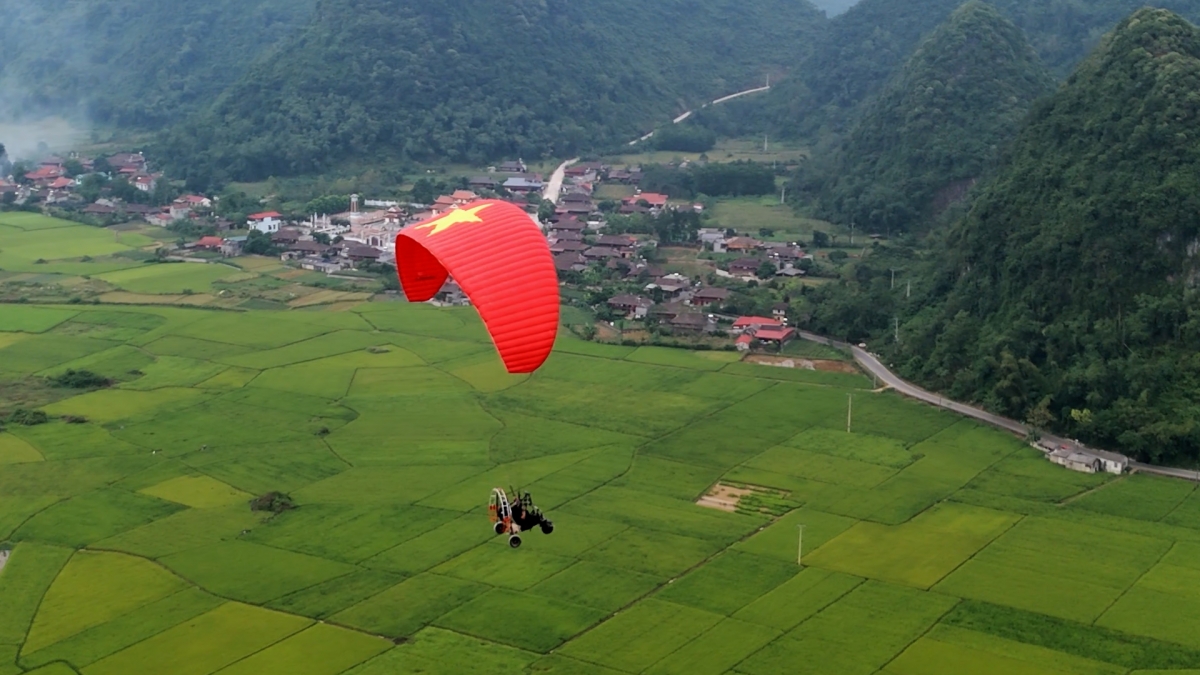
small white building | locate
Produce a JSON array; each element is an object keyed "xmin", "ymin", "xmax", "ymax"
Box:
[
  {"xmin": 1044, "ymin": 442, "xmax": 1129, "ymax": 475},
  {"xmin": 248, "ymin": 211, "xmax": 283, "ymax": 233}
]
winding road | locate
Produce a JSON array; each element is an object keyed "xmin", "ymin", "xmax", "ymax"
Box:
[{"xmin": 796, "ymin": 330, "xmax": 1200, "ymax": 483}]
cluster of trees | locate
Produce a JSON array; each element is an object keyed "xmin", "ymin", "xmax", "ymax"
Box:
[
  {"xmin": 605, "ymin": 209, "xmax": 703, "ymax": 245},
  {"xmin": 155, "ymin": 0, "xmax": 826, "ymax": 187},
  {"xmin": 792, "ymin": 2, "xmax": 1055, "ymax": 234},
  {"xmin": 800, "ymin": 9, "xmax": 1200, "ymax": 465},
  {"xmin": 641, "ymin": 161, "xmax": 776, "ymax": 199},
  {"xmin": 650, "ymin": 123, "xmax": 717, "ymax": 153}
]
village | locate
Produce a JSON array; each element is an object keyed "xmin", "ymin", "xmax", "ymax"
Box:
[{"xmin": 2, "ymin": 152, "xmax": 834, "ymax": 356}]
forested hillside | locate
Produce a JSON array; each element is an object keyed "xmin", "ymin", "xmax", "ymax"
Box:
[
  {"xmin": 713, "ymin": 0, "xmax": 1200, "ymax": 141},
  {"xmin": 0, "ymin": 0, "xmax": 315, "ymax": 127},
  {"xmin": 809, "ymin": 9, "xmax": 1200, "ymax": 465},
  {"xmin": 158, "ymin": 0, "xmax": 826, "ymax": 186},
  {"xmin": 794, "ymin": 2, "xmax": 1054, "ymax": 233}
]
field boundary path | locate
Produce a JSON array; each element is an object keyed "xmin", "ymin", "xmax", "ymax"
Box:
[{"xmin": 796, "ymin": 329, "xmax": 1200, "ymax": 483}]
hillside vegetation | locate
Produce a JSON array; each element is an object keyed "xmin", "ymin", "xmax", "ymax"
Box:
[
  {"xmin": 0, "ymin": 0, "xmax": 316, "ymax": 127},
  {"xmin": 810, "ymin": 9, "xmax": 1200, "ymax": 465},
  {"xmin": 715, "ymin": 0, "xmax": 1200, "ymax": 142},
  {"xmin": 158, "ymin": 0, "xmax": 826, "ymax": 186},
  {"xmin": 794, "ymin": 1, "xmax": 1055, "ymax": 233}
]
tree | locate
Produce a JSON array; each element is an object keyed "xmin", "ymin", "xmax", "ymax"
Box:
[
  {"xmin": 242, "ymin": 230, "xmax": 279, "ymax": 255},
  {"xmin": 313, "ymin": 232, "xmax": 331, "ymax": 245},
  {"xmin": 63, "ymin": 159, "xmax": 85, "ymax": 177},
  {"xmin": 812, "ymin": 230, "xmax": 831, "ymax": 248},
  {"xmin": 411, "ymin": 178, "xmax": 437, "ymax": 205},
  {"xmin": 756, "ymin": 261, "xmax": 778, "ymax": 279},
  {"xmin": 537, "ymin": 200, "xmax": 556, "ymax": 222}
]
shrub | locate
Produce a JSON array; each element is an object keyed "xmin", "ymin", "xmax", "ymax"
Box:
[
  {"xmin": 8, "ymin": 409, "xmax": 48, "ymax": 426},
  {"xmin": 250, "ymin": 492, "xmax": 296, "ymax": 514},
  {"xmin": 50, "ymin": 369, "xmax": 112, "ymax": 389}
]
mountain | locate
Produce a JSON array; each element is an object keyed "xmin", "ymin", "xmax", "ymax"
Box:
[
  {"xmin": 734, "ymin": 0, "xmax": 1200, "ymax": 141},
  {"xmin": 891, "ymin": 9, "xmax": 1200, "ymax": 464},
  {"xmin": 0, "ymin": 0, "xmax": 316, "ymax": 127},
  {"xmin": 157, "ymin": 0, "xmax": 827, "ymax": 186},
  {"xmin": 797, "ymin": 1, "xmax": 1054, "ymax": 233}
]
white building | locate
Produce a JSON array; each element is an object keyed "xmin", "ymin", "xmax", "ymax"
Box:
[{"xmin": 247, "ymin": 211, "xmax": 283, "ymax": 233}]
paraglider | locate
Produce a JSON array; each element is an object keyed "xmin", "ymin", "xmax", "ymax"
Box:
[
  {"xmin": 394, "ymin": 200, "xmax": 559, "ymax": 373},
  {"xmin": 489, "ymin": 487, "xmax": 554, "ymax": 548}
]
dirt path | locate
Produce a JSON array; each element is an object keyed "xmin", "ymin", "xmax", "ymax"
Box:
[
  {"xmin": 0, "ymin": 549, "xmax": 10, "ymax": 575},
  {"xmin": 743, "ymin": 354, "xmax": 859, "ymax": 373}
]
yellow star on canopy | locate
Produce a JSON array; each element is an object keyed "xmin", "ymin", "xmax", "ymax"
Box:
[{"xmin": 415, "ymin": 203, "xmax": 493, "ymax": 236}]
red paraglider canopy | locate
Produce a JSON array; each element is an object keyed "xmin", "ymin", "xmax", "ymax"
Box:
[{"xmin": 394, "ymin": 200, "xmax": 559, "ymax": 373}]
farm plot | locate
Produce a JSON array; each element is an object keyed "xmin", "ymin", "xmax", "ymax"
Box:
[
  {"xmin": 96, "ymin": 263, "xmax": 246, "ymax": 294},
  {"xmin": 209, "ymin": 623, "xmax": 390, "ymax": 675},
  {"xmin": 22, "ymin": 551, "xmax": 187, "ymax": 655},
  {"xmin": 81, "ymin": 603, "xmax": 311, "ymax": 675},
  {"xmin": 804, "ymin": 503, "xmax": 1018, "ymax": 589},
  {"xmin": 1096, "ymin": 560, "xmax": 1200, "ymax": 648},
  {"xmin": 886, "ymin": 625, "xmax": 1126, "ymax": 675},
  {"xmin": 434, "ymin": 588, "xmax": 607, "ymax": 652},
  {"xmin": 935, "ymin": 516, "xmax": 1172, "ymax": 622},
  {"xmin": 736, "ymin": 581, "xmax": 957, "ymax": 675},
  {"xmin": 14, "ymin": 489, "xmax": 183, "ymax": 548},
  {"xmin": 160, "ymin": 541, "xmax": 355, "ymax": 604}
]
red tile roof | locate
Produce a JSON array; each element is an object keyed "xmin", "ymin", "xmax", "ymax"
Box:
[
  {"xmin": 248, "ymin": 211, "xmax": 282, "ymax": 220},
  {"xmin": 196, "ymin": 236, "xmax": 225, "ymax": 247},
  {"xmin": 754, "ymin": 327, "xmax": 796, "ymax": 342},
  {"xmin": 733, "ymin": 316, "xmax": 783, "ymax": 329}
]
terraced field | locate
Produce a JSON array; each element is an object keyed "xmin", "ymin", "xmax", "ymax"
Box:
[{"xmin": 3, "ymin": 274, "xmax": 1200, "ymax": 672}]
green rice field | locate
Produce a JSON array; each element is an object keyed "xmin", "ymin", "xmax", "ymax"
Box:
[{"xmin": 3, "ymin": 227, "xmax": 1200, "ymax": 672}]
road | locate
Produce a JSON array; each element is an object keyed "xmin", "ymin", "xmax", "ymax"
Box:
[
  {"xmin": 795, "ymin": 330, "xmax": 1200, "ymax": 483},
  {"xmin": 627, "ymin": 84, "xmax": 773, "ymax": 146},
  {"xmin": 543, "ymin": 157, "xmax": 579, "ymax": 205}
]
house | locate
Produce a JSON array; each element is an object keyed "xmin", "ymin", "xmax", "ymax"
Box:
[
  {"xmin": 559, "ymin": 203, "xmax": 594, "ymax": 216},
  {"xmin": 286, "ymin": 240, "xmax": 334, "ymax": 257},
  {"xmin": 550, "ymin": 230, "xmax": 583, "ymax": 242},
  {"xmin": 649, "ymin": 302, "xmax": 688, "ymax": 322},
  {"xmin": 724, "ymin": 237, "xmax": 761, "ymax": 253},
  {"xmin": 550, "ymin": 240, "xmax": 589, "ymax": 254},
  {"xmin": 498, "ymin": 160, "xmax": 527, "ymax": 174},
  {"xmin": 623, "ymin": 192, "xmax": 668, "ymax": 208},
  {"xmin": 754, "ymin": 327, "xmax": 797, "ymax": 347},
  {"xmin": 176, "ymin": 194, "xmax": 212, "ymax": 209},
  {"xmin": 550, "ymin": 219, "xmax": 586, "ymax": 233},
  {"xmin": 560, "ymin": 191, "xmax": 593, "ymax": 204},
  {"xmin": 772, "ymin": 303, "xmax": 789, "ymax": 321},
  {"xmin": 193, "ymin": 236, "xmax": 225, "ymax": 251},
  {"xmin": 1042, "ymin": 442, "xmax": 1129, "ymax": 475},
  {"xmin": 607, "ymin": 294, "xmax": 653, "ymax": 320},
  {"xmin": 341, "ymin": 244, "xmax": 382, "ymax": 263},
  {"xmin": 733, "ymin": 316, "xmax": 784, "ymax": 332},
  {"xmin": 595, "ymin": 234, "xmax": 636, "ymax": 251},
  {"xmin": 107, "ymin": 153, "xmax": 146, "ymax": 171},
  {"xmin": 689, "ymin": 287, "xmax": 730, "ymax": 307},
  {"xmin": 300, "ymin": 257, "xmax": 347, "ymax": 274},
  {"xmin": 83, "ymin": 203, "xmax": 117, "ymax": 216},
  {"xmin": 698, "ymin": 228, "xmax": 726, "ymax": 245},
  {"xmin": 504, "ymin": 177, "xmax": 544, "ymax": 194},
  {"xmin": 133, "ymin": 175, "xmax": 157, "ymax": 192},
  {"xmin": 583, "ymin": 246, "xmax": 623, "ymax": 262},
  {"xmin": 728, "ymin": 258, "xmax": 764, "ymax": 277},
  {"xmin": 736, "ymin": 334, "xmax": 754, "ymax": 351},
  {"xmin": 271, "ymin": 228, "xmax": 302, "ymax": 245},
  {"xmin": 451, "ymin": 190, "xmax": 478, "ymax": 204},
  {"xmin": 47, "ymin": 177, "xmax": 74, "ymax": 190},
  {"xmin": 469, "ymin": 176, "xmax": 498, "ymax": 190},
  {"xmin": 248, "ymin": 211, "xmax": 283, "ymax": 233},
  {"xmin": 433, "ymin": 280, "xmax": 470, "ymax": 306},
  {"xmin": 776, "ymin": 266, "xmax": 806, "ymax": 278},
  {"xmin": 670, "ymin": 312, "xmax": 716, "ymax": 334},
  {"xmin": 645, "ymin": 277, "xmax": 690, "ymax": 300},
  {"xmin": 221, "ymin": 236, "xmax": 248, "ymax": 256},
  {"xmin": 554, "ymin": 252, "xmax": 588, "ymax": 273}
]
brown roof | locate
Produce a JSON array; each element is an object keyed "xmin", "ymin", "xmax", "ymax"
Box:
[
  {"xmin": 692, "ymin": 287, "xmax": 730, "ymax": 301},
  {"xmin": 595, "ymin": 235, "xmax": 635, "ymax": 248},
  {"xmin": 608, "ymin": 294, "xmax": 652, "ymax": 309}
]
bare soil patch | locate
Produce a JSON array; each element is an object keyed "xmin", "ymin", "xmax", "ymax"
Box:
[{"xmin": 744, "ymin": 354, "xmax": 858, "ymax": 373}]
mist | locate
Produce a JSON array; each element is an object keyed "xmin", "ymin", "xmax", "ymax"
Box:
[{"xmin": 0, "ymin": 118, "xmax": 89, "ymax": 161}]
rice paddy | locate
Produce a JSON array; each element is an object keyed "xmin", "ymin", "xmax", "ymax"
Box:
[{"xmin": 2, "ymin": 265, "xmax": 1200, "ymax": 672}]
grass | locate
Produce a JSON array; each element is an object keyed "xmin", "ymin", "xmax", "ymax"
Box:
[
  {"xmin": 95, "ymin": 263, "xmax": 247, "ymax": 295},
  {"xmin": 4, "ymin": 297, "xmax": 1200, "ymax": 672}
]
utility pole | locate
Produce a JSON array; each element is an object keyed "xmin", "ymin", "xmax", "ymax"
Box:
[
  {"xmin": 894, "ymin": 317, "xmax": 900, "ymax": 343},
  {"xmin": 846, "ymin": 394, "xmax": 853, "ymax": 433},
  {"xmin": 780, "ymin": 186, "xmax": 787, "ymax": 205},
  {"xmin": 906, "ymin": 281, "xmax": 911, "ymax": 299},
  {"xmin": 890, "ymin": 268, "xmax": 896, "ymax": 290},
  {"xmin": 849, "ymin": 222, "xmax": 854, "ymax": 247},
  {"xmin": 797, "ymin": 524, "xmax": 805, "ymax": 566},
  {"xmin": 764, "ymin": 134, "xmax": 769, "ymax": 153}
]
